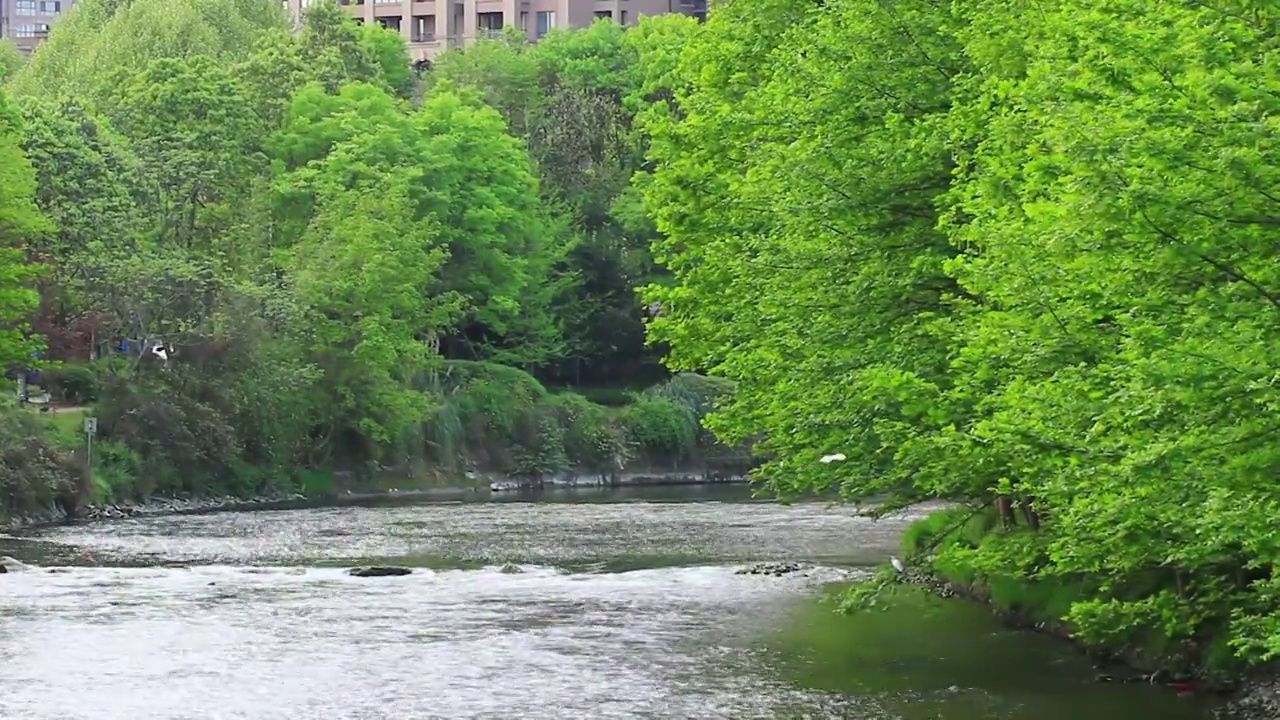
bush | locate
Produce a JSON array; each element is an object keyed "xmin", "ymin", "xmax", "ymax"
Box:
[
  {"xmin": 620, "ymin": 398, "xmax": 698, "ymax": 461},
  {"xmin": 641, "ymin": 372, "xmax": 733, "ymax": 420},
  {"xmin": 443, "ymin": 360, "xmax": 547, "ymax": 443},
  {"xmin": 546, "ymin": 392, "xmax": 633, "ymax": 471},
  {"xmin": 0, "ymin": 406, "xmax": 81, "ymax": 520},
  {"xmin": 96, "ymin": 378, "xmax": 239, "ymax": 498},
  {"xmin": 90, "ymin": 439, "xmax": 141, "ymax": 503},
  {"xmin": 509, "ymin": 402, "xmax": 569, "ymax": 476},
  {"xmin": 41, "ymin": 364, "xmax": 100, "ymax": 404},
  {"xmin": 641, "ymin": 372, "xmax": 737, "ymax": 447}
]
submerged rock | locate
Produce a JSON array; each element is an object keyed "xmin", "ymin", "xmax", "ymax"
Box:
[
  {"xmin": 0, "ymin": 556, "xmax": 31, "ymax": 573},
  {"xmin": 735, "ymin": 561, "xmax": 803, "ymax": 577},
  {"xmin": 347, "ymin": 566, "xmax": 413, "ymax": 578},
  {"xmin": 499, "ymin": 563, "xmax": 524, "ymax": 574}
]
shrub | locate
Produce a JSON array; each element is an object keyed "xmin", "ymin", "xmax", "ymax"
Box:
[
  {"xmin": 0, "ymin": 406, "xmax": 81, "ymax": 520},
  {"xmin": 620, "ymin": 397, "xmax": 698, "ymax": 461},
  {"xmin": 509, "ymin": 402, "xmax": 569, "ymax": 476},
  {"xmin": 96, "ymin": 378, "xmax": 239, "ymax": 498},
  {"xmin": 443, "ymin": 360, "xmax": 546, "ymax": 443},
  {"xmin": 642, "ymin": 372, "xmax": 733, "ymax": 420},
  {"xmin": 91, "ymin": 439, "xmax": 141, "ymax": 503},
  {"xmin": 546, "ymin": 392, "xmax": 633, "ymax": 472},
  {"xmin": 41, "ymin": 364, "xmax": 100, "ymax": 404}
]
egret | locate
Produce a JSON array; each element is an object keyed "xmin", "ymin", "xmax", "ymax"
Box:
[
  {"xmin": 890, "ymin": 556, "xmax": 905, "ymax": 574},
  {"xmin": 820, "ymin": 453, "xmax": 847, "ymax": 464}
]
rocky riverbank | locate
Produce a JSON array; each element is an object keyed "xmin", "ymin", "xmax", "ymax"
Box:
[
  {"xmin": 1, "ymin": 492, "xmax": 314, "ymax": 531},
  {"xmin": 1, "ymin": 469, "xmax": 753, "ymax": 531},
  {"xmin": 485, "ymin": 468, "xmax": 748, "ymax": 492},
  {"xmin": 1220, "ymin": 675, "xmax": 1280, "ymax": 720}
]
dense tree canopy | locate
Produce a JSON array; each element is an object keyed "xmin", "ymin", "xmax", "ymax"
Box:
[
  {"xmin": 0, "ymin": 89, "xmax": 46, "ymax": 369},
  {"xmin": 0, "ymin": 0, "xmax": 709, "ymax": 496},
  {"xmin": 640, "ymin": 0, "xmax": 1280, "ymax": 674}
]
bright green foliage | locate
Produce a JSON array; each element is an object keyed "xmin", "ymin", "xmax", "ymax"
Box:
[
  {"xmin": 272, "ymin": 81, "xmax": 562, "ymax": 363},
  {"xmin": 9, "ymin": 0, "xmax": 284, "ymax": 100},
  {"xmin": 359, "ymin": 23, "xmax": 415, "ymax": 99},
  {"xmin": 0, "ymin": 39, "xmax": 24, "ymax": 81},
  {"xmin": 641, "ymin": 0, "xmax": 963, "ymax": 502},
  {"xmin": 104, "ymin": 56, "xmax": 260, "ymax": 250},
  {"xmin": 0, "ymin": 89, "xmax": 47, "ymax": 369},
  {"xmin": 288, "ymin": 183, "xmax": 452, "ymax": 446},
  {"xmin": 639, "ymin": 0, "xmax": 1280, "ymax": 674},
  {"xmin": 298, "ymin": 0, "xmax": 383, "ymax": 93}
]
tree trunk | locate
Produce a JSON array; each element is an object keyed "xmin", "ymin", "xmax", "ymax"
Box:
[
  {"xmin": 1019, "ymin": 496, "xmax": 1041, "ymax": 531},
  {"xmin": 996, "ymin": 494, "xmax": 1016, "ymax": 528}
]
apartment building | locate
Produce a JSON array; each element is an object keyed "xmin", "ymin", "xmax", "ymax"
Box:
[
  {"xmin": 283, "ymin": 0, "xmax": 706, "ymax": 63},
  {"xmin": 0, "ymin": 0, "xmax": 71, "ymax": 53}
]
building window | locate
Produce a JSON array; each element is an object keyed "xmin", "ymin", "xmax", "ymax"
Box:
[
  {"xmin": 14, "ymin": 23, "xmax": 48, "ymax": 36},
  {"xmin": 374, "ymin": 0, "xmax": 398, "ymax": 5},
  {"xmin": 378, "ymin": 16, "xmax": 401, "ymax": 31},
  {"xmin": 412, "ymin": 15, "xmax": 434, "ymax": 41},
  {"xmin": 39, "ymin": 0, "xmax": 60, "ymax": 13},
  {"xmin": 535, "ymin": 10, "xmax": 555, "ymax": 37},
  {"xmin": 518, "ymin": 11, "xmax": 528, "ymax": 30},
  {"xmin": 15, "ymin": 0, "xmax": 36, "ymax": 15},
  {"xmin": 594, "ymin": 10, "xmax": 611, "ymax": 21},
  {"xmin": 620, "ymin": 10, "xmax": 628, "ymax": 24}
]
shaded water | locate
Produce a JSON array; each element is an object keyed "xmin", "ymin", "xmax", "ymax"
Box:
[{"xmin": 0, "ymin": 485, "xmax": 1219, "ymax": 719}]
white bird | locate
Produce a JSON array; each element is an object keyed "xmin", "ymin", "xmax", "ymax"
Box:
[
  {"xmin": 820, "ymin": 453, "xmax": 847, "ymax": 464},
  {"xmin": 890, "ymin": 556, "xmax": 905, "ymax": 573},
  {"xmin": 151, "ymin": 343, "xmax": 169, "ymax": 362}
]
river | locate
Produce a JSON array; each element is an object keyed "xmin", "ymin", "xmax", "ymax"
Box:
[{"xmin": 0, "ymin": 484, "xmax": 1224, "ymax": 719}]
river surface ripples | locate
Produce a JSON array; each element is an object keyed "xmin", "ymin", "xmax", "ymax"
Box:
[{"xmin": 0, "ymin": 485, "xmax": 1222, "ymax": 719}]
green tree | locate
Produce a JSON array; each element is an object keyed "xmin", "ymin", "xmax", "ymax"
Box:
[
  {"xmin": 0, "ymin": 89, "xmax": 49, "ymax": 368},
  {"xmin": 8, "ymin": 0, "xmax": 284, "ymax": 100},
  {"xmin": 360, "ymin": 22, "xmax": 415, "ymax": 99},
  {"xmin": 287, "ymin": 179, "xmax": 457, "ymax": 448},
  {"xmin": 0, "ymin": 39, "xmax": 24, "ymax": 82},
  {"xmin": 639, "ymin": 0, "xmax": 965, "ymax": 504},
  {"xmin": 103, "ymin": 56, "xmax": 261, "ymax": 250},
  {"xmin": 941, "ymin": 0, "xmax": 1280, "ymax": 662},
  {"xmin": 298, "ymin": 0, "xmax": 382, "ymax": 93},
  {"xmin": 272, "ymin": 81, "xmax": 564, "ymax": 364}
]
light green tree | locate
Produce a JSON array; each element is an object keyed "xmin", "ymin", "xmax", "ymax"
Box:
[{"xmin": 0, "ymin": 89, "xmax": 49, "ymax": 369}]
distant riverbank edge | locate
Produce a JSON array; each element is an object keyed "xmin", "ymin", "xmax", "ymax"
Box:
[{"xmin": 2, "ymin": 469, "xmax": 751, "ymax": 531}]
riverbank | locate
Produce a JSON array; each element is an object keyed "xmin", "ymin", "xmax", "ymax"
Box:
[
  {"xmin": 2, "ymin": 468, "xmax": 751, "ymax": 531},
  {"xmin": 891, "ymin": 508, "xmax": 1279, "ymax": 719},
  {"xmin": 1, "ymin": 367, "xmax": 755, "ymax": 531}
]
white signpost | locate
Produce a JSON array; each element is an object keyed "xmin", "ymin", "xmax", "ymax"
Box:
[{"xmin": 84, "ymin": 416, "xmax": 98, "ymax": 471}]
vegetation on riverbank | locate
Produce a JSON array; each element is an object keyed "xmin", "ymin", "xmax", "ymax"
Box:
[
  {"xmin": 636, "ymin": 0, "xmax": 1280, "ymax": 686},
  {"xmin": 892, "ymin": 509, "xmax": 1245, "ymax": 686},
  {"xmin": 0, "ymin": 1, "xmax": 734, "ymax": 523}
]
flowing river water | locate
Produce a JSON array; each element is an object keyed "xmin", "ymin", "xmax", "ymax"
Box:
[{"xmin": 0, "ymin": 484, "xmax": 1225, "ymax": 719}]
